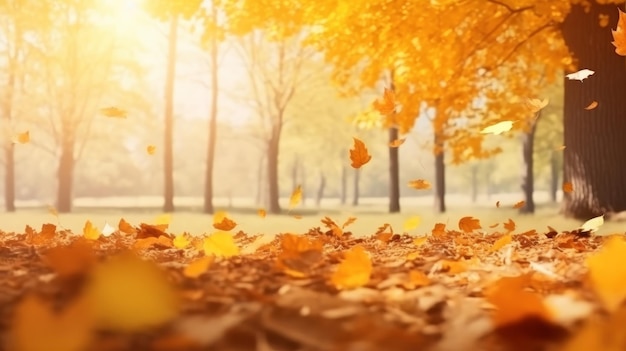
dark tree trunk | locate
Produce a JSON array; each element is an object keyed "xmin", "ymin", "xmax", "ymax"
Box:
[
  {"xmin": 550, "ymin": 150, "xmax": 559, "ymax": 203},
  {"xmin": 470, "ymin": 163, "xmax": 478, "ymax": 203},
  {"xmin": 560, "ymin": 2, "xmax": 626, "ymax": 219},
  {"xmin": 56, "ymin": 140, "xmax": 74, "ymax": 213},
  {"xmin": 520, "ymin": 115, "xmax": 539, "ymax": 214},
  {"xmin": 352, "ymin": 168, "xmax": 360, "ymax": 206},
  {"xmin": 388, "ymin": 127, "xmax": 401, "ymax": 213},
  {"xmin": 315, "ymin": 171, "xmax": 326, "ymax": 207},
  {"xmin": 203, "ymin": 5, "xmax": 219, "ymax": 214},
  {"xmin": 434, "ymin": 134, "xmax": 446, "ymax": 213},
  {"xmin": 267, "ymin": 129, "xmax": 282, "ymax": 214},
  {"xmin": 163, "ymin": 15, "xmax": 178, "ymax": 213}
]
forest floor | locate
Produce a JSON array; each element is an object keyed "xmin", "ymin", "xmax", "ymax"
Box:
[{"xmin": 0, "ymin": 202, "xmax": 625, "ymax": 351}]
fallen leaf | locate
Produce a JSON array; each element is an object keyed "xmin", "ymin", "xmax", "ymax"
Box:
[
  {"xmin": 276, "ymin": 234, "xmax": 323, "ymax": 278},
  {"xmin": 203, "ymin": 231, "xmax": 239, "ymax": 258},
  {"xmin": 101, "ymin": 222, "xmax": 116, "ymax": 236},
  {"xmin": 579, "ymin": 214, "xmax": 604, "ymax": 233},
  {"xmin": 183, "ymin": 256, "xmax": 215, "ymax": 279},
  {"xmin": 431, "ymin": 223, "xmax": 446, "ymax": 238},
  {"xmin": 586, "ymin": 236, "xmax": 626, "ymax": 312},
  {"xmin": 458, "ymin": 216, "xmax": 481, "ymax": 233},
  {"xmin": 118, "ymin": 218, "xmax": 136, "ymax": 235},
  {"xmin": 83, "ymin": 220, "xmax": 100, "ymax": 240},
  {"xmin": 403, "ymin": 270, "xmax": 430, "ymax": 289},
  {"xmin": 331, "ymin": 245, "xmax": 372, "ymax": 290},
  {"xmin": 408, "ymin": 179, "xmax": 431, "ymax": 190},
  {"xmin": 173, "ymin": 233, "xmax": 191, "ymax": 249},
  {"xmin": 349, "ymin": 137, "xmax": 372, "ymax": 169},
  {"xmin": 584, "ymin": 101, "xmax": 599, "ymax": 110},
  {"xmin": 42, "ymin": 239, "xmax": 96, "ymax": 278},
  {"xmin": 566, "ymin": 68, "xmax": 595, "ymax": 81}
]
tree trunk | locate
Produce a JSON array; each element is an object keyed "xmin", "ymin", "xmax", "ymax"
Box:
[
  {"xmin": 560, "ymin": 2, "xmax": 626, "ymax": 219},
  {"xmin": 520, "ymin": 116, "xmax": 539, "ymax": 214},
  {"xmin": 388, "ymin": 127, "xmax": 401, "ymax": 213},
  {"xmin": 550, "ymin": 150, "xmax": 559, "ymax": 203},
  {"xmin": 203, "ymin": 5, "xmax": 219, "ymax": 214},
  {"xmin": 434, "ymin": 134, "xmax": 446, "ymax": 213},
  {"xmin": 316, "ymin": 171, "xmax": 326, "ymax": 207},
  {"xmin": 352, "ymin": 168, "xmax": 360, "ymax": 206},
  {"xmin": 56, "ymin": 140, "xmax": 75, "ymax": 213},
  {"xmin": 470, "ymin": 163, "xmax": 478, "ymax": 203},
  {"xmin": 163, "ymin": 15, "xmax": 178, "ymax": 213},
  {"xmin": 267, "ymin": 130, "xmax": 282, "ymax": 214}
]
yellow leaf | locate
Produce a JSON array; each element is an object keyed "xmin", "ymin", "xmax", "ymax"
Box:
[
  {"xmin": 15, "ymin": 131, "xmax": 30, "ymax": 144},
  {"xmin": 389, "ymin": 138, "xmax": 405, "ymax": 148},
  {"xmin": 183, "ymin": 256, "xmax": 214, "ymax": 279},
  {"xmin": 580, "ymin": 214, "xmax": 604, "ymax": 233},
  {"xmin": 586, "ymin": 237, "xmax": 626, "ymax": 312},
  {"xmin": 9, "ymin": 294, "xmax": 94, "ymax": 351},
  {"xmin": 48, "ymin": 205, "xmax": 58, "ymax": 218},
  {"xmin": 85, "ymin": 252, "xmax": 179, "ymax": 332},
  {"xmin": 408, "ymin": 179, "xmax": 431, "ymax": 190},
  {"xmin": 349, "ymin": 137, "xmax": 372, "ymax": 169},
  {"xmin": 289, "ymin": 185, "xmax": 302, "ymax": 209},
  {"xmin": 153, "ymin": 213, "xmax": 171, "ymax": 231},
  {"xmin": 480, "ymin": 121, "xmax": 513, "ymax": 135},
  {"xmin": 203, "ymin": 231, "xmax": 239, "ymax": 257},
  {"xmin": 83, "ymin": 220, "xmax": 100, "ymax": 240},
  {"xmin": 584, "ymin": 101, "xmax": 599, "ymax": 110},
  {"xmin": 100, "ymin": 106, "xmax": 127, "ymax": 118},
  {"xmin": 458, "ymin": 216, "xmax": 481, "ymax": 233},
  {"xmin": 403, "ymin": 216, "xmax": 421, "ymax": 231},
  {"xmin": 490, "ymin": 233, "xmax": 513, "ymax": 252},
  {"xmin": 258, "ymin": 208, "xmax": 266, "ymax": 218},
  {"xmin": 331, "ymin": 245, "xmax": 372, "ymax": 290},
  {"xmin": 147, "ymin": 145, "xmax": 156, "ymax": 155},
  {"xmin": 173, "ymin": 233, "xmax": 190, "ymax": 249},
  {"xmin": 526, "ymin": 98, "xmax": 549, "ymax": 113}
]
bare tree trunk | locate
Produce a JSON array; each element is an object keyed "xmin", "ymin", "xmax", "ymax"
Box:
[
  {"xmin": 550, "ymin": 150, "xmax": 559, "ymax": 203},
  {"xmin": 388, "ymin": 127, "xmax": 401, "ymax": 213},
  {"xmin": 561, "ymin": 2, "xmax": 626, "ymax": 218},
  {"xmin": 315, "ymin": 171, "xmax": 325, "ymax": 207},
  {"xmin": 267, "ymin": 129, "xmax": 282, "ymax": 214},
  {"xmin": 520, "ymin": 115, "xmax": 539, "ymax": 214},
  {"xmin": 434, "ymin": 133, "xmax": 446, "ymax": 213},
  {"xmin": 163, "ymin": 15, "xmax": 178, "ymax": 213},
  {"xmin": 352, "ymin": 168, "xmax": 360, "ymax": 206},
  {"xmin": 203, "ymin": 5, "xmax": 219, "ymax": 214},
  {"xmin": 56, "ymin": 140, "xmax": 74, "ymax": 213}
]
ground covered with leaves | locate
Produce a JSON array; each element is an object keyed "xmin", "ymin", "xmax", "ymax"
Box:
[{"xmin": 0, "ymin": 215, "xmax": 625, "ymax": 351}]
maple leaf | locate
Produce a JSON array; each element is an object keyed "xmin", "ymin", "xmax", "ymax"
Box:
[
  {"xmin": 276, "ymin": 234, "xmax": 323, "ymax": 278},
  {"xmin": 147, "ymin": 145, "xmax": 156, "ymax": 155},
  {"xmin": 321, "ymin": 216, "xmax": 343, "ymax": 236},
  {"xmin": 480, "ymin": 121, "xmax": 513, "ymax": 135},
  {"xmin": 349, "ymin": 137, "xmax": 372, "ymax": 168},
  {"xmin": 389, "ymin": 138, "xmax": 405, "ymax": 148},
  {"xmin": 458, "ymin": 216, "xmax": 481, "ymax": 233},
  {"xmin": 372, "ymin": 87, "xmax": 396, "ymax": 115},
  {"xmin": 566, "ymin": 68, "xmax": 594, "ymax": 81},
  {"xmin": 612, "ymin": 8, "xmax": 626, "ymax": 56},
  {"xmin": 490, "ymin": 233, "xmax": 513, "ymax": 252},
  {"xmin": 203, "ymin": 231, "xmax": 239, "ymax": 257},
  {"xmin": 173, "ymin": 233, "xmax": 191, "ymax": 249},
  {"xmin": 289, "ymin": 185, "xmax": 302, "ymax": 209},
  {"xmin": 85, "ymin": 252, "xmax": 179, "ymax": 332},
  {"xmin": 83, "ymin": 220, "xmax": 100, "ymax": 240},
  {"xmin": 183, "ymin": 256, "xmax": 214, "ymax": 279},
  {"xmin": 503, "ymin": 219, "xmax": 516, "ymax": 233},
  {"xmin": 587, "ymin": 237, "xmax": 626, "ymax": 312},
  {"xmin": 100, "ymin": 106, "xmax": 127, "ymax": 118},
  {"xmin": 513, "ymin": 201, "xmax": 525, "ymax": 209},
  {"xmin": 331, "ymin": 245, "xmax": 372, "ymax": 290},
  {"xmin": 408, "ymin": 179, "xmax": 431, "ymax": 190},
  {"xmin": 431, "ymin": 223, "xmax": 446, "ymax": 238},
  {"xmin": 118, "ymin": 218, "xmax": 136, "ymax": 235},
  {"xmin": 562, "ymin": 181, "xmax": 574, "ymax": 193}
]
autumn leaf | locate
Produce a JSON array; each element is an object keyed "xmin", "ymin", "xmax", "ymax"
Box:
[
  {"xmin": 586, "ymin": 237, "xmax": 626, "ymax": 312},
  {"xmin": 566, "ymin": 68, "xmax": 594, "ymax": 81},
  {"xmin": 173, "ymin": 233, "xmax": 191, "ymax": 249},
  {"xmin": 458, "ymin": 216, "xmax": 481, "ymax": 233},
  {"xmin": 495, "ymin": 201, "xmax": 500, "ymax": 208},
  {"xmin": 153, "ymin": 213, "xmax": 171, "ymax": 231},
  {"xmin": 584, "ymin": 101, "xmax": 599, "ymax": 110},
  {"xmin": 408, "ymin": 179, "xmax": 431, "ymax": 190},
  {"xmin": 15, "ymin": 131, "xmax": 29, "ymax": 144},
  {"xmin": 147, "ymin": 145, "xmax": 156, "ymax": 155},
  {"xmin": 276, "ymin": 234, "xmax": 323, "ymax": 278},
  {"xmin": 562, "ymin": 182, "xmax": 573, "ymax": 193},
  {"xmin": 503, "ymin": 219, "xmax": 516, "ymax": 233},
  {"xmin": 331, "ymin": 245, "xmax": 372, "ymax": 290},
  {"xmin": 183, "ymin": 256, "xmax": 214, "ymax": 279},
  {"xmin": 389, "ymin": 138, "xmax": 405, "ymax": 148},
  {"xmin": 321, "ymin": 216, "xmax": 343, "ymax": 236},
  {"xmin": 100, "ymin": 106, "xmax": 127, "ymax": 118},
  {"xmin": 490, "ymin": 233, "xmax": 513, "ymax": 252},
  {"xmin": 612, "ymin": 8, "xmax": 626, "ymax": 56},
  {"xmin": 213, "ymin": 216, "xmax": 237, "ymax": 231},
  {"xmin": 513, "ymin": 201, "xmax": 525, "ymax": 209},
  {"xmin": 26, "ymin": 223, "xmax": 57, "ymax": 246},
  {"xmin": 372, "ymin": 87, "xmax": 396, "ymax": 115},
  {"xmin": 403, "ymin": 216, "xmax": 421, "ymax": 232},
  {"xmin": 85, "ymin": 252, "xmax": 179, "ymax": 332},
  {"xmin": 599, "ymin": 13, "xmax": 610, "ymax": 28},
  {"xmin": 203, "ymin": 231, "xmax": 239, "ymax": 257},
  {"xmin": 579, "ymin": 214, "xmax": 604, "ymax": 233},
  {"xmin": 526, "ymin": 98, "xmax": 549, "ymax": 113},
  {"xmin": 118, "ymin": 218, "xmax": 136, "ymax": 235},
  {"xmin": 257, "ymin": 209, "xmax": 266, "ymax": 218},
  {"xmin": 402, "ymin": 270, "xmax": 431, "ymax": 290},
  {"xmin": 133, "ymin": 236, "xmax": 173, "ymax": 250},
  {"xmin": 342, "ymin": 216, "xmax": 357, "ymax": 229},
  {"xmin": 42, "ymin": 239, "xmax": 96, "ymax": 278},
  {"xmin": 83, "ymin": 220, "xmax": 100, "ymax": 240},
  {"xmin": 431, "ymin": 223, "xmax": 446, "ymax": 238},
  {"xmin": 480, "ymin": 121, "xmax": 513, "ymax": 135},
  {"xmin": 349, "ymin": 137, "xmax": 372, "ymax": 169},
  {"xmin": 289, "ymin": 185, "xmax": 302, "ymax": 209}
]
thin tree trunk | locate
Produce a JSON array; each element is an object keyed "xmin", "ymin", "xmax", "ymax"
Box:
[
  {"xmin": 550, "ymin": 150, "xmax": 558, "ymax": 203},
  {"xmin": 388, "ymin": 127, "xmax": 401, "ymax": 213},
  {"xmin": 434, "ymin": 133, "xmax": 446, "ymax": 213},
  {"xmin": 267, "ymin": 130, "xmax": 281, "ymax": 214},
  {"xmin": 316, "ymin": 171, "xmax": 326, "ymax": 207},
  {"xmin": 520, "ymin": 115, "xmax": 539, "ymax": 214},
  {"xmin": 561, "ymin": 2, "xmax": 626, "ymax": 218},
  {"xmin": 352, "ymin": 168, "xmax": 360, "ymax": 206},
  {"xmin": 56, "ymin": 140, "xmax": 74, "ymax": 213},
  {"xmin": 203, "ymin": 5, "xmax": 219, "ymax": 214},
  {"xmin": 163, "ymin": 15, "xmax": 178, "ymax": 213}
]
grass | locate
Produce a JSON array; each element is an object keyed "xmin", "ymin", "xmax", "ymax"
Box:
[{"xmin": 1, "ymin": 194, "xmax": 624, "ymax": 237}]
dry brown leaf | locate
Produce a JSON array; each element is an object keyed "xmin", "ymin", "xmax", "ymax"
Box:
[
  {"xmin": 503, "ymin": 219, "xmax": 516, "ymax": 233},
  {"xmin": 458, "ymin": 216, "xmax": 481, "ymax": 233},
  {"xmin": 349, "ymin": 137, "xmax": 372, "ymax": 169},
  {"xmin": 513, "ymin": 201, "xmax": 525, "ymax": 209},
  {"xmin": 584, "ymin": 101, "xmax": 599, "ymax": 110}
]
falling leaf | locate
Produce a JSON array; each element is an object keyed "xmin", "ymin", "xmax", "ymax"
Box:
[
  {"xmin": 203, "ymin": 231, "xmax": 239, "ymax": 257},
  {"xmin": 586, "ymin": 237, "xmax": 626, "ymax": 312},
  {"xmin": 503, "ymin": 219, "xmax": 516, "ymax": 233},
  {"xmin": 276, "ymin": 234, "xmax": 323, "ymax": 278},
  {"xmin": 257, "ymin": 209, "xmax": 266, "ymax": 218},
  {"xmin": 403, "ymin": 216, "xmax": 421, "ymax": 232},
  {"xmin": 389, "ymin": 138, "xmax": 405, "ymax": 148},
  {"xmin": 526, "ymin": 98, "xmax": 549, "ymax": 113},
  {"xmin": 566, "ymin": 68, "xmax": 595, "ymax": 81},
  {"xmin": 8, "ymin": 293, "xmax": 94, "ymax": 351},
  {"xmin": 147, "ymin": 145, "xmax": 156, "ymax": 155},
  {"xmin": 85, "ymin": 252, "xmax": 179, "ymax": 332},
  {"xmin": 213, "ymin": 216, "xmax": 237, "ymax": 231},
  {"xmin": 289, "ymin": 185, "xmax": 302, "ymax": 209},
  {"xmin": 408, "ymin": 179, "xmax": 431, "ymax": 190},
  {"xmin": 489, "ymin": 222, "xmax": 500, "ymax": 229},
  {"xmin": 321, "ymin": 216, "xmax": 344, "ymax": 236},
  {"xmin": 584, "ymin": 101, "xmax": 599, "ymax": 110},
  {"xmin": 480, "ymin": 121, "xmax": 513, "ymax": 135},
  {"xmin": 183, "ymin": 256, "xmax": 215, "ymax": 279},
  {"xmin": 42, "ymin": 239, "xmax": 96, "ymax": 278},
  {"xmin": 83, "ymin": 220, "xmax": 100, "ymax": 240},
  {"xmin": 599, "ymin": 13, "xmax": 610, "ymax": 28},
  {"xmin": 100, "ymin": 106, "xmax": 127, "ymax": 118},
  {"xmin": 513, "ymin": 201, "xmax": 525, "ymax": 209},
  {"xmin": 342, "ymin": 217, "xmax": 357, "ymax": 229},
  {"xmin": 495, "ymin": 201, "xmax": 501, "ymax": 208},
  {"xmin": 458, "ymin": 216, "xmax": 481, "ymax": 233},
  {"xmin": 562, "ymin": 182, "xmax": 573, "ymax": 193},
  {"xmin": 372, "ymin": 87, "xmax": 396, "ymax": 115},
  {"xmin": 555, "ymin": 145, "xmax": 566, "ymax": 151},
  {"xmin": 558, "ymin": 306, "xmax": 626, "ymax": 351},
  {"xmin": 349, "ymin": 137, "xmax": 372, "ymax": 169},
  {"xmin": 376, "ymin": 223, "xmax": 394, "ymax": 236},
  {"xmin": 490, "ymin": 234, "xmax": 513, "ymax": 252},
  {"xmin": 612, "ymin": 8, "xmax": 626, "ymax": 56},
  {"xmin": 331, "ymin": 245, "xmax": 372, "ymax": 290},
  {"xmin": 118, "ymin": 218, "xmax": 136, "ymax": 235},
  {"xmin": 579, "ymin": 214, "xmax": 604, "ymax": 233},
  {"xmin": 15, "ymin": 131, "xmax": 30, "ymax": 144},
  {"xmin": 485, "ymin": 274, "xmax": 552, "ymax": 328},
  {"xmin": 48, "ymin": 205, "xmax": 59, "ymax": 218}
]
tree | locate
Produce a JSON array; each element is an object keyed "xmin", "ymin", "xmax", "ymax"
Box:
[{"xmin": 560, "ymin": 0, "xmax": 626, "ymax": 219}]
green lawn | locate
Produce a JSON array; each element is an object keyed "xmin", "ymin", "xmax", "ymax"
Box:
[{"xmin": 1, "ymin": 200, "xmax": 623, "ymax": 237}]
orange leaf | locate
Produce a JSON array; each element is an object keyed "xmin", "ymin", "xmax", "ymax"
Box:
[
  {"xmin": 372, "ymin": 87, "xmax": 396, "ymax": 115},
  {"xmin": 289, "ymin": 185, "xmax": 302, "ymax": 209},
  {"xmin": 27, "ymin": 223, "xmax": 57, "ymax": 246},
  {"xmin": 183, "ymin": 256, "xmax": 214, "ymax": 278},
  {"xmin": 612, "ymin": 8, "xmax": 626, "ymax": 56},
  {"xmin": 133, "ymin": 236, "xmax": 173, "ymax": 250},
  {"xmin": 213, "ymin": 216, "xmax": 237, "ymax": 231},
  {"xmin": 203, "ymin": 232, "xmax": 239, "ymax": 257},
  {"xmin": 431, "ymin": 223, "xmax": 446, "ymax": 238},
  {"xmin": 331, "ymin": 245, "xmax": 372, "ymax": 290},
  {"xmin": 490, "ymin": 233, "xmax": 513, "ymax": 252},
  {"xmin": 349, "ymin": 137, "xmax": 372, "ymax": 169},
  {"xmin": 403, "ymin": 270, "xmax": 430, "ymax": 289},
  {"xmin": 15, "ymin": 131, "xmax": 30, "ymax": 144},
  {"xmin": 485, "ymin": 274, "xmax": 552, "ymax": 327},
  {"xmin": 42, "ymin": 239, "xmax": 96, "ymax": 278},
  {"xmin": 389, "ymin": 138, "xmax": 405, "ymax": 148},
  {"xmin": 489, "ymin": 222, "xmax": 499, "ymax": 228},
  {"xmin": 408, "ymin": 179, "xmax": 431, "ymax": 190},
  {"xmin": 118, "ymin": 218, "xmax": 136, "ymax": 235},
  {"xmin": 257, "ymin": 209, "xmax": 266, "ymax": 218},
  {"xmin": 563, "ymin": 182, "xmax": 574, "ymax": 193},
  {"xmin": 276, "ymin": 234, "xmax": 323, "ymax": 278},
  {"xmin": 584, "ymin": 101, "xmax": 599, "ymax": 110},
  {"xmin": 342, "ymin": 216, "xmax": 357, "ymax": 229},
  {"xmin": 503, "ymin": 218, "xmax": 516, "ymax": 233},
  {"xmin": 147, "ymin": 145, "xmax": 156, "ymax": 155},
  {"xmin": 513, "ymin": 201, "xmax": 525, "ymax": 209},
  {"xmin": 458, "ymin": 216, "xmax": 481, "ymax": 233},
  {"xmin": 586, "ymin": 236, "xmax": 626, "ymax": 312}
]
